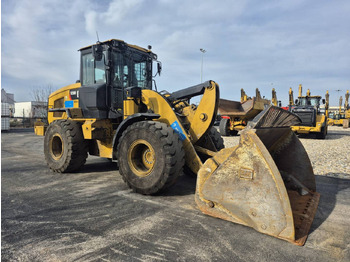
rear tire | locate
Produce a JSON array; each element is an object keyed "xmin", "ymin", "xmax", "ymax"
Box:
[
  {"xmin": 117, "ymin": 121, "xmax": 185, "ymax": 195},
  {"xmin": 219, "ymin": 118, "xmax": 230, "ymax": 136},
  {"xmin": 44, "ymin": 120, "xmax": 88, "ymax": 172}
]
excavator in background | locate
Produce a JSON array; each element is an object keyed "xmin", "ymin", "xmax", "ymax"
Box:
[
  {"xmin": 272, "ymin": 88, "xmax": 278, "ymax": 106},
  {"xmin": 344, "ymin": 90, "xmax": 350, "ymax": 128},
  {"xmin": 289, "ymin": 87, "xmax": 295, "ymax": 107},
  {"xmin": 279, "ymin": 87, "xmax": 295, "ymax": 112},
  {"xmin": 290, "ymin": 85, "xmax": 328, "ymax": 139},
  {"xmin": 34, "ymin": 39, "xmax": 320, "ymax": 245},
  {"xmin": 326, "ymin": 91, "xmax": 335, "ymax": 126},
  {"xmin": 332, "ymin": 96, "xmax": 345, "ymax": 126},
  {"xmin": 218, "ymin": 88, "xmax": 270, "ymax": 136},
  {"xmin": 328, "ymin": 90, "xmax": 350, "ymax": 128}
]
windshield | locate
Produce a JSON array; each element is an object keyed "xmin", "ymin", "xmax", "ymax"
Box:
[
  {"xmin": 298, "ymin": 97, "xmax": 320, "ymax": 107},
  {"xmin": 111, "ymin": 50, "xmax": 152, "ymax": 89}
]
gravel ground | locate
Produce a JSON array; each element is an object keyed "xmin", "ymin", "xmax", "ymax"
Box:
[{"xmin": 222, "ymin": 126, "xmax": 350, "ymax": 179}]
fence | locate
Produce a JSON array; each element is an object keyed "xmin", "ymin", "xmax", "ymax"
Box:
[{"xmin": 9, "ymin": 117, "xmax": 48, "ymax": 129}]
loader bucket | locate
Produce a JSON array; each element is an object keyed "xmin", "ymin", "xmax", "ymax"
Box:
[{"xmin": 195, "ymin": 106, "xmax": 320, "ymax": 245}]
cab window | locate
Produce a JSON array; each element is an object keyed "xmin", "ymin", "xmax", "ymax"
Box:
[
  {"xmin": 82, "ymin": 51, "xmax": 106, "ymax": 86},
  {"xmin": 82, "ymin": 53, "xmax": 94, "ymax": 86}
]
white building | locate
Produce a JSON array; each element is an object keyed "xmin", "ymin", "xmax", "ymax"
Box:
[{"xmin": 14, "ymin": 101, "xmax": 47, "ymax": 118}]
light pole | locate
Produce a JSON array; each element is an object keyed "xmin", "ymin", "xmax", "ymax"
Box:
[
  {"xmin": 335, "ymin": 89, "xmax": 342, "ymax": 111},
  {"xmin": 200, "ymin": 48, "xmax": 206, "ymax": 83}
]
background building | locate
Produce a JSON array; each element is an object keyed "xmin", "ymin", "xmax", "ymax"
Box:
[
  {"xmin": 1, "ymin": 89, "xmax": 15, "ymax": 131},
  {"xmin": 14, "ymin": 101, "xmax": 47, "ymax": 118}
]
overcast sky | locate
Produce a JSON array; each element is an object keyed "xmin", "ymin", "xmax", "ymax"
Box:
[{"xmin": 2, "ymin": 0, "xmax": 350, "ymax": 106}]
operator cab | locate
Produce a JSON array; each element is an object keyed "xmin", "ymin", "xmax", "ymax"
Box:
[
  {"xmin": 78, "ymin": 39, "xmax": 159, "ymax": 119},
  {"xmin": 293, "ymin": 96, "xmax": 324, "ymax": 126},
  {"xmin": 296, "ymin": 96, "xmax": 322, "ymax": 108}
]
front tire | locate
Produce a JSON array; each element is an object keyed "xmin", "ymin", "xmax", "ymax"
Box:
[
  {"xmin": 44, "ymin": 120, "xmax": 88, "ymax": 172},
  {"xmin": 117, "ymin": 121, "xmax": 185, "ymax": 195},
  {"xmin": 316, "ymin": 125, "xmax": 327, "ymax": 139}
]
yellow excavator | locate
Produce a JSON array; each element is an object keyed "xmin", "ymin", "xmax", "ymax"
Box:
[
  {"xmin": 272, "ymin": 88, "xmax": 279, "ymax": 106},
  {"xmin": 289, "ymin": 87, "xmax": 295, "ymax": 107},
  {"xmin": 332, "ymin": 94, "xmax": 350, "ymax": 127},
  {"xmin": 325, "ymin": 91, "xmax": 336, "ymax": 126},
  {"xmin": 332, "ymin": 96, "xmax": 343, "ymax": 126},
  {"xmin": 344, "ymin": 90, "xmax": 350, "ymax": 128},
  {"xmin": 35, "ymin": 39, "xmax": 319, "ymax": 245},
  {"xmin": 328, "ymin": 90, "xmax": 349, "ymax": 128}
]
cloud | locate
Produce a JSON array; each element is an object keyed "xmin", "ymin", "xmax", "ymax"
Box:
[{"xmin": 1, "ymin": 0, "xmax": 350, "ymax": 105}]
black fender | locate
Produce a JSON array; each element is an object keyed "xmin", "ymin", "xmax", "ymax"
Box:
[{"xmin": 112, "ymin": 113, "xmax": 160, "ymax": 160}]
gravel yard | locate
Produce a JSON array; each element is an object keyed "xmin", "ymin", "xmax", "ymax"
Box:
[{"xmin": 223, "ymin": 126, "xmax": 350, "ymax": 178}]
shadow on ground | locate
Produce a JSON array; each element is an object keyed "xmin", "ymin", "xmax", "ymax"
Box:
[{"xmin": 309, "ymin": 174, "xmax": 350, "ymax": 234}]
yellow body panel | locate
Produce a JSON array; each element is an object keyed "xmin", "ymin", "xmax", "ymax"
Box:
[
  {"xmin": 34, "ymin": 120, "xmax": 47, "ymax": 136},
  {"xmin": 181, "ymin": 81, "xmax": 218, "ymax": 143},
  {"xmin": 291, "ymin": 115, "xmax": 326, "ymax": 134},
  {"xmin": 95, "ymin": 140, "xmax": 113, "ymax": 158},
  {"xmin": 141, "ymin": 89, "xmax": 203, "ymax": 174},
  {"xmin": 48, "ymin": 83, "xmax": 81, "ymax": 124},
  {"xmin": 81, "ymin": 119, "xmax": 114, "ymax": 158},
  {"xmin": 123, "ymin": 99, "xmax": 139, "ymax": 119},
  {"xmin": 333, "ymin": 119, "xmax": 344, "ymax": 126},
  {"xmin": 328, "ymin": 118, "xmax": 334, "ymax": 126}
]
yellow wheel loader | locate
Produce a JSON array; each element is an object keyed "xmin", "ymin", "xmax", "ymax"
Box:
[
  {"xmin": 218, "ymin": 88, "xmax": 271, "ymax": 136},
  {"xmin": 35, "ymin": 39, "xmax": 319, "ymax": 245},
  {"xmin": 291, "ymin": 85, "xmax": 328, "ymax": 139}
]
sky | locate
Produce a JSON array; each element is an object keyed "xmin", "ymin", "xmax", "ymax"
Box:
[{"xmin": 1, "ymin": 0, "xmax": 350, "ymax": 106}]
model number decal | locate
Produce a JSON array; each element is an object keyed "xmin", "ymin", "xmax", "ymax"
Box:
[{"xmin": 69, "ymin": 89, "xmax": 79, "ymax": 99}]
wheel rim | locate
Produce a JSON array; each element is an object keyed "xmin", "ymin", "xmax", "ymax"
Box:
[
  {"xmin": 50, "ymin": 133, "xmax": 64, "ymax": 160},
  {"xmin": 128, "ymin": 139, "xmax": 155, "ymax": 177}
]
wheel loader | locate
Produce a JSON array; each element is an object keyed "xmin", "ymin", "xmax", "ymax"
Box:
[
  {"xmin": 35, "ymin": 39, "xmax": 320, "ymax": 245},
  {"xmin": 332, "ymin": 96, "xmax": 345, "ymax": 126},
  {"xmin": 290, "ymin": 85, "xmax": 328, "ymax": 139},
  {"xmin": 218, "ymin": 88, "xmax": 271, "ymax": 136}
]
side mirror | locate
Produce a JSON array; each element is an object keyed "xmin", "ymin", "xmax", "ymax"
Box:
[
  {"xmin": 157, "ymin": 62, "xmax": 162, "ymax": 76},
  {"xmin": 93, "ymin": 44, "xmax": 103, "ymax": 61},
  {"xmin": 295, "ymin": 99, "xmax": 298, "ymax": 105},
  {"xmin": 322, "ymin": 99, "xmax": 326, "ymax": 104}
]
